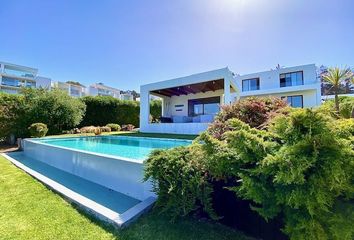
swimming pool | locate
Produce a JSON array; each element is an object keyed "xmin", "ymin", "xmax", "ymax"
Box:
[
  {"xmin": 10, "ymin": 135, "xmax": 192, "ymax": 227},
  {"xmin": 37, "ymin": 136, "xmax": 191, "ymax": 161}
]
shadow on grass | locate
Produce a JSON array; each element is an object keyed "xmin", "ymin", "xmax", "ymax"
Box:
[{"xmin": 69, "ymin": 201, "xmax": 253, "ymax": 240}]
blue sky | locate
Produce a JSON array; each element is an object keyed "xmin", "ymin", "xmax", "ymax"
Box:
[{"xmin": 1, "ymin": 0, "xmax": 353, "ymax": 91}]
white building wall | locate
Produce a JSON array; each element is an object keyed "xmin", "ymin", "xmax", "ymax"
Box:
[
  {"xmin": 35, "ymin": 76, "xmax": 52, "ymax": 90},
  {"xmin": 234, "ymin": 64, "xmax": 318, "ymax": 90},
  {"xmin": 233, "ymin": 64, "xmax": 320, "ymax": 107}
]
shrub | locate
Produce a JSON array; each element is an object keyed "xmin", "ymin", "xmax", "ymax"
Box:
[
  {"xmin": 150, "ymin": 99, "xmax": 162, "ymax": 122},
  {"xmin": 0, "ymin": 93, "xmax": 27, "ymax": 140},
  {"xmin": 94, "ymin": 127, "xmax": 102, "ymax": 135},
  {"xmin": 99, "ymin": 126, "xmax": 111, "ymax": 132},
  {"xmin": 121, "ymin": 124, "xmax": 135, "ymax": 131},
  {"xmin": 144, "ymin": 145, "xmax": 216, "ymax": 220},
  {"xmin": 225, "ymin": 109, "xmax": 353, "ymax": 239},
  {"xmin": 145, "ymin": 109, "xmax": 354, "ymax": 239},
  {"xmin": 319, "ymin": 96, "xmax": 354, "ymax": 118},
  {"xmin": 80, "ymin": 96, "xmax": 140, "ymax": 127},
  {"xmin": 106, "ymin": 123, "xmax": 121, "ymax": 131},
  {"xmin": 81, "ymin": 96, "xmax": 162, "ymax": 128},
  {"xmin": 28, "ymin": 123, "xmax": 48, "ymax": 138},
  {"xmin": 22, "ymin": 88, "xmax": 86, "ymax": 135},
  {"xmin": 80, "ymin": 126, "xmax": 98, "ymax": 133},
  {"xmin": 208, "ymin": 96, "xmax": 288, "ymax": 139}
]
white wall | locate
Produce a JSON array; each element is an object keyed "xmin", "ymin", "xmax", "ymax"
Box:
[
  {"xmin": 234, "ymin": 64, "xmax": 318, "ymax": 91},
  {"xmin": 35, "ymin": 76, "xmax": 52, "ymax": 90},
  {"xmin": 237, "ymin": 89, "xmax": 318, "ymax": 107}
]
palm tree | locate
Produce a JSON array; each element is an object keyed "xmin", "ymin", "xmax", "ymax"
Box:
[{"xmin": 322, "ymin": 67, "xmax": 353, "ymax": 114}]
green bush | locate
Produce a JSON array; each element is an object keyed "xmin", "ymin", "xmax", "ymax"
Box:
[
  {"xmin": 20, "ymin": 88, "xmax": 86, "ymax": 135},
  {"xmin": 80, "ymin": 96, "xmax": 140, "ymax": 127},
  {"xmin": 145, "ymin": 109, "xmax": 354, "ymax": 239},
  {"xmin": 0, "ymin": 93, "xmax": 26, "ymax": 140},
  {"xmin": 319, "ymin": 96, "xmax": 354, "ymax": 118},
  {"xmin": 106, "ymin": 123, "xmax": 121, "ymax": 131},
  {"xmin": 150, "ymin": 99, "xmax": 162, "ymax": 122},
  {"xmin": 144, "ymin": 145, "xmax": 216, "ymax": 220},
  {"xmin": 28, "ymin": 123, "xmax": 48, "ymax": 138},
  {"xmin": 81, "ymin": 96, "xmax": 162, "ymax": 128},
  {"xmin": 80, "ymin": 126, "xmax": 98, "ymax": 133},
  {"xmin": 99, "ymin": 126, "xmax": 111, "ymax": 132}
]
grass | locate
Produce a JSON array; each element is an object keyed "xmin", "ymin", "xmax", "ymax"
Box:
[{"xmin": 0, "ymin": 155, "xmax": 252, "ymax": 240}]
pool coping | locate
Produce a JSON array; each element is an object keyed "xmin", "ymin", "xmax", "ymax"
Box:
[
  {"xmin": 25, "ymin": 135, "xmax": 193, "ymax": 164},
  {"xmin": 1, "ymin": 152, "xmax": 156, "ymax": 228}
]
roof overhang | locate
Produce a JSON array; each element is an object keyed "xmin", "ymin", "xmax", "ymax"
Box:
[
  {"xmin": 151, "ymin": 79, "xmax": 224, "ymax": 97},
  {"xmin": 141, "ymin": 67, "xmax": 236, "ymax": 97}
]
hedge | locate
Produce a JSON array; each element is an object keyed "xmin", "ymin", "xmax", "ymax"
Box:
[
  {"xmin": 0, "ymin": 88, "xmax": 85, "ymax": 138},
  {"xmin": 80, "ymin": 96, "xmax": 161, "ymax": 127}
]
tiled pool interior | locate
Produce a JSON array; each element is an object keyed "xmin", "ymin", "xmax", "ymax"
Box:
[
  {"xmin": 7, "ymin": 151, "xmax": 141, "ymax": 214},
  {"xmin": 37, "ymin": 136, "xmax": 192, "ymax": 160}
]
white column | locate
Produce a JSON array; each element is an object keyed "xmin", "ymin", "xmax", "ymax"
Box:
[
  {"xmin": 223, "ymin": 77, "xmax": 232, "ymax": 105},
  {"xmin": 139, "ymin": 87, "xmax": 150, "ymax": 132}
]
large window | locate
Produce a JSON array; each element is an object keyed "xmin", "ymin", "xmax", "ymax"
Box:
[
  {"xmin": 242, "ymin": 78, "xmax": 260, "ymax": 91},
  {"xmin": 188, "ymin": 96, "xmax": 220, "ymax": 116},
  {"xmin": 280, "ymin": 71, "xmax": 303, "ymax": 87},
  {"xmin": 282, "ymin": 95, "xmax": 303, "ymax": 108},
  {"xmin": 1, "ymin": 77, "xmax": 22, "ymax": 87}
]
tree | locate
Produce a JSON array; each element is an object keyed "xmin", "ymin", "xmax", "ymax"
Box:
[
  {"xmin": 21, "ymin": 88, "xmax": 86, "ymax": 135},
  {"xmin": 322, "ymin": 67, "xmax": 353, "ymax": 114}
]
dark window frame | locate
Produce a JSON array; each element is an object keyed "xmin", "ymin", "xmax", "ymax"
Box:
[
  {"xmin": 280, "ymin": 71, "xmax": 304, "ymax": 88},
  {"xmin": 188, "ymin": 96, "xmax": 220, "ymax": 116},
  {"xmin": 242, "ymin": 78, "xmax": 260, "ymax": 92}
]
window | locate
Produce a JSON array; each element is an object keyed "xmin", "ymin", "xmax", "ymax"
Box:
[
  {"xmin": 1, "ymin": 77, "xmax": 21, "ymax": 87},
  {"xmin": 280, "ymin": 71, "xmax": 303, "ymax": 87},
  {"xmin": 188, "ymin": 96, "xmax": 220, "ymax": 116},
  {"xmin": 242, "ymin": 78, "xmax": 260, "ymax": 91},
  {"xmin": 282, "ymin": 95, "xmax": 303, "ymax": 108}
]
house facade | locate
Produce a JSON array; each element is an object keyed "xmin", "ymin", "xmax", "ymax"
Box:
[
  {"xmin": 0, "ymin": 61, "xmax": 51, "ymax": 94},
  {"xmin": 53, "ymin": 81, "xmax": 86, "ymax": 98},
  {"xmin": 140, "ymin": 64, "xmax": 321, "ymax": 135},
  {"xmin": 87, "ymin": 83, "xmax": 121, "ymax": 99}
]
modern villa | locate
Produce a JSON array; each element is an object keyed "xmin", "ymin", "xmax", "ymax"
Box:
[{"xmin": 140, "ymin": 64, "xmax": 321, "ymax": 135}]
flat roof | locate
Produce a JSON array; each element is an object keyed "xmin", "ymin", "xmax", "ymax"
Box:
[{"xmin": 141, "ymin": 67, "xmax": 232, "ymax": 92}]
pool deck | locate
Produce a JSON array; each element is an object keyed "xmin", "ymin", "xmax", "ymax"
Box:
[{"xmin": 1, "ymin": 152, "xmax": 156, "ymax": 228}]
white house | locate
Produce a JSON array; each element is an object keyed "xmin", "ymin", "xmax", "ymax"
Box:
[
  {"xmin": 140, "ymin": 64, "xmax": 321, "ymax": 135},
  {"xmin": 53, "ymin": 81, "xmax": 86, "ymax": 98},
  {"xmin": 87, "ymin": 82, "xmax": 121, "ymax": 99},
  {"xmin": 0, "ymin": 61, "xmax": 51, "ymax": 94}
]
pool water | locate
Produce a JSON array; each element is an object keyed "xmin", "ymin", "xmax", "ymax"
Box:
[
  {"xmin": 7, "ymin": 152, "xmax": 141, "ymax": 214},
  {"xmin": 37, "ymin": 136, "xmax": 191, "ymax": 160}
]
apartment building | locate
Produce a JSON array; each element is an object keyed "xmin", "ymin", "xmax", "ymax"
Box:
[
  {"xmin": 0, "ymin": 61, "xmax": 51, "ymax": 94},
  {"xmin": 53, "ymin": 81, "xmax": 86, "ymax": 98},
  {"xmin": 87, "ymin": 83, "xmax": 121, "ymax": 99}
]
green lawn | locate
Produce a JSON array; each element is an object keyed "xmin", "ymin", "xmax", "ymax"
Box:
[{"xmin": 0, "ymin": 156, "xmax": 251, "ymax": 240}]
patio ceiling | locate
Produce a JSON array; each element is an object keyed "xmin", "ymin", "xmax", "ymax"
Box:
[{"xmin": 150, "ymin": 78, "xmax": 225, "ymax": 97}]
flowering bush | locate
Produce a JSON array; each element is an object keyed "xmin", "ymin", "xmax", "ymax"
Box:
[
  {"xmin": 208, "ymin": 96, "xmax": 288, "ymax": 139},
  {"xmin": 145, "ymin": 109, "xmax": 354, "ymax": 240}
]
